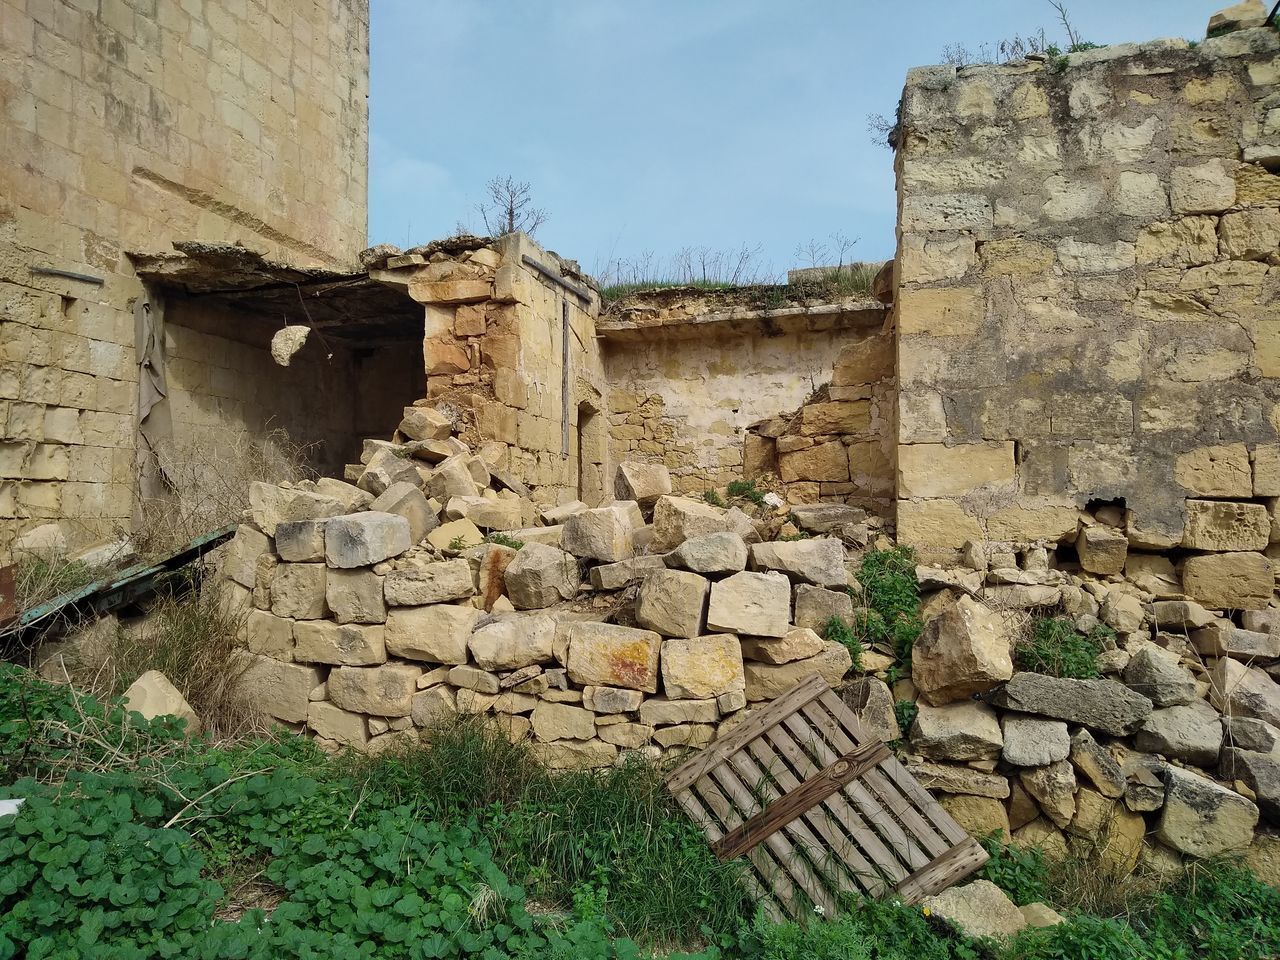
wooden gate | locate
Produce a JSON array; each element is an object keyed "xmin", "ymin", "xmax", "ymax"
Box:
[{"xmin": 665, "ymin": 674, "xmax": 988, "ymax": 920}]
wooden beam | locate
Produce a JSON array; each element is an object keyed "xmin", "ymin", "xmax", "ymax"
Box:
[
  {"xmin": 894, "ymin": 837, "xmax": 990, "ymax": 905},
  {"xmin": 712, "ymin": 741, "xmax": 890, "ymax": 861}
]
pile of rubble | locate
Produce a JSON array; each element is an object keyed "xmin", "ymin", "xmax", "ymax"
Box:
[{"xmin": 221, "ymin": 402, "xmax": 876, "ymax": 769}]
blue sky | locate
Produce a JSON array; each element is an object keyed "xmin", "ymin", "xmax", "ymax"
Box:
[{"xmin": 369, "ymin": 1, "xmax": 1212, "ymax": 281}]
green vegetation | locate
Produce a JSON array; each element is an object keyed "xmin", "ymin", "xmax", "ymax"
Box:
[
  {"xmin": 822, "ymin": 616, "xmax": 863, "ymax": 673},
  {"xmin": 854, "ymin": 547, "xmax": 923, "ymax": 661},
  {"xmin": 893, "ymin": 699, "xmax": 918, "ymax": 735},
  {"xmin": 3, "ymin": 664, "xmax": 1279, "ymax": 959},
  {"xmin": 1016, "ymin": 617, "xmax": 1110, "ymax": 679},
  {"xmin": 702, "ymin": 490, "xmax": 728, "ymax": 508},
  {"xmin": 448, "ymin": 534, "xmax": 469, "ymax": 552},
  {"xmin": 978, "ymin": 833, "xmax": 1048, "ymax": 906},
  {"xmin": 485, "ymin": 532, "xmax": 526, "ymax": 551},
  {"xmin": 12, "ymin": 554, "xmax": 99, "ymax": 612},
  {"xmin": 725, "ymin": 480, "xmax": 767, "ymax": 508}
]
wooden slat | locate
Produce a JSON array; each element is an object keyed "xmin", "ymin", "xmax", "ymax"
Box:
[
  {"xmin": 751, "ymin": 732, "xmax": 892, "ymax": 896},
  {"xmin": 665, "ymin": 673, "xmax": 828, "ymax": 793},
  {"xmin": 817, "ymin": 690, "xmax": 969, "ymax": 847},
  {"xmin": 763, "ymin": 726, "xmax": 907, "ymax": 888},
  {"xmin": 715, "ymin": 741, "xmax": 890, "ymax": 860},
  {"xmin": 784, "ymin": 711, "xmax": 933, "ymax": 872},
  {"xmin": 895, "ymin": 837, "xmax": 989, "ymax": 904},
  {"xmin": 711, "ymin": 751, "xmax": 837, "ymax": 917},
  {"xmin": 687, "ymin": 775, "xmax": 798, "ymax": 920},
  {"xmin": 799, "ymin": 701, "xmax": 951, "ymax": 859}
]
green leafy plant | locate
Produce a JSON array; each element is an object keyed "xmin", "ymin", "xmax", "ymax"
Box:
[
  {"xmin": 485, "ymin": 532, "xmax": 525, "ymax": 550},
  {"xmin": 855, "ymin": 547, "xmax": 923, "ymax": 661},
  {"xmin": 726, "ymin": 479, "xmax": 767, "ymax": 507},
  {"xmin": 702, "ymin": 490, "xmax": 727, "ymax": 508},
  {"xmin": 977, "ymin": 832, "xmax": 1048, "ymax": 906},
  {"xmin": 1017, "ymin": 617, "xmax": 1107, "ymax": 679},
  {"xmin": 893, "ymin": 699, "xmax": 918, "ymax": 734},
  {"xmin": 447, "ymin": 534, "xmax": 468, "ymax": 551},
  {"xmin": 823, "ymin": 617, "xmax": 863, "ymax": 672}
]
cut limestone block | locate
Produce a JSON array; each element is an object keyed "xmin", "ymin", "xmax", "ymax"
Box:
[
  {"xmin": 749, "ymin": 538, "xmax": 848, "ymax": 588},
  {"xmin": 1078, "ymin": 524, "xmax": 1128, "ymax": 575},
  {"xmin": 504, "ymin": 543, "xmax": 581, "ymax": 609},
  {"xmin": 357, "ymin": 449, "xmax": 422, "ymax": 497},
  {"xmin": 469, "ymin": 615, "xmax": 556, "ymax": 671},
  {"xmin": 1181, "ymin": 552, "xmax": 1273, "ymax": 610},
  {"xmin": 293, "ymin": 621, "xmax": 386, "ymax": 666},
  {"xmin": 990, "ymin": 673, "xmax": 1153, "ymax": 737},
  {"xmin": 743, "ymin": 641, "xmax": 853, "ymax": 701},
  {"xmin": 234, "ymin": 654, "xmax": 324, "ymax": 724},
  {"xmin": 328, "ymin": 663, "xmax": 423, "ymax": 717},
  {"xmin": 740, "ymin": 626, "xmax": 824, "ymax": 665},
  {"xmin": 635, "ymin": 570, "xmax": 709, "ymax": 639},
  {"xmin": 307, "ymin": 701, "xmax": 369, "ymax": 748},
  {"xmin": 371, "ymin": 482, "xmax": 438, "ymax": 544},
  {"xmin": 566, "ymin": 622, "xmax": 662, "ymax": 692},
  {"xmin": 562, "ymin": 506, "xmax": 635, "ymax": 563},
  {"xmin": 384, "ymin": 559, "xmax": 474, "ymax": 606},
  {"xmin": 1156, "ymin": 764, "xmax": 1258, "ymax": 858},
  {"xmin": 615, "ymin": 461, "xmax": 672, "ymax": 508},
  {"xmin": 269, "ymin": 563, "xmax": 328, "ymax": 620},
  {"xmin": 664, "ymin": 532, "xmax": 748, "ymax": 575},
  {"xmin": 325, "ymin": 513, "xmax": 412, "ymax": 569},
  {"xmin": 326, "ymin": 570, "xmax": 386, "ymax": 625},
  {"xmin": 124, "ymin": 671, "xmax": 201, "ymax": 735},
  {"xmin": 910, "ymin": 700, "xmax": 1003, "ymax": 762},
  {"xmin": 660, "ymin": 635, "xmax": 745, "ymax": 700},
  {"xmin": 275, "ymin": 520, "xmax": 326, "ymax": 563},
  {"xmin": 385, "ymin": 604, "xmax": 481, "ymax": 664},
  {"xmin": 706, "ymin": 571, "xmax": 791, "ymax": 638},
  {"xmin": 912, "ymin": 595, "xmax": 1013, "ymax": 705}
]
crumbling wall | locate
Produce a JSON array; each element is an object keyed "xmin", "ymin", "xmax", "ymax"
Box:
[
  {"xmin": 1, "ymin": 0, "xmax": 369, "ymax": 556},
  {"xmin": 893, "ymin": 27, "xmax": 1280, "ymax": 602},
  {"xmin": 601, "ymin": 292, "xmax": 890, "ymax": 506},
  {"xmin": 372, "ymin": 234, "xmax": 607, "ymax": 507}
]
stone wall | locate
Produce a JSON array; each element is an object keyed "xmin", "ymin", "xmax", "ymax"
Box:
[
  {"xmin": 892, "ymin": 28, "xmax": 1280, "ymax": 589},
  {"xmin": 601, "ymin": 292, "xmax": 890, "ymax": 506},
  {"xmin": 370, "ymin": 234, "xmax": 608, "ymax": 509},
  {"xmin": 1, "ymin": 0, "xmax": 369, "ymax": 556}
]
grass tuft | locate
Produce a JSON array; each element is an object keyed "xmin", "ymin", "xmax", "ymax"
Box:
[{"xmin": 1016, "ymin": 616, "xmax": 1109, "ymax": 679}]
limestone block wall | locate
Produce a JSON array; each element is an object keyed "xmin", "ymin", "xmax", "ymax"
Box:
[
  {"xmin": 1, "ymin": 0, "xmax": 369, "ymax": 556},
  {"xmin": 372, "ymin": 234, "xmax": 608, "ymax": 508},
  {"xmin": 893, "ymin": 30, "xmax": 1280, "ymax": 574},
  {"xmin": 601, "ymin": 294, "xmax": 890, "ymax": 505}
]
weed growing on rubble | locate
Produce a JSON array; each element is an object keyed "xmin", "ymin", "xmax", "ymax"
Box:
[
  {"xmin": 1016, "ymin": 616, "xmax": 1107, "ymax": 679},
  {"xmin": 486, "ymin": 532, "xmax": 526, "ymax": 550},
  {"xmin": 703, "ymin": 490, "xmax": 728, "ymax": 508},
  {"xmin": 978, "ymin": 833, "xmax": 1048, "ymax": 906},
  {"xmin": 823, "ymin": 616, "xmax": 863, "ymax": 672},
  {"xmin": 855, "ymin": 547, "xmax": 923, "ymax": 661},
  {"xmin": 893, "ymin": 699, "xmax": 918, "ymax": 734},
  {"xmin": 726, "ymin": 480, "xmax": 767, "ymax": 507}
]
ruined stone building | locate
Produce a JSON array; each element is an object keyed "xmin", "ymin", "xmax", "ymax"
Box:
[{"xmin": 3, "ymin": 0, "xmax": 1280, "ymax": 619}]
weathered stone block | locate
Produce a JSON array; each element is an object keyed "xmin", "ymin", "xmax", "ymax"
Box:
[
  {"xmin": 749, "ymin": 538, "xmax": 848, "ymax": 588},
  {"xmin": 246, "ymin": 609, "xmax": 294, "ymax": 660},
  {"xmin": 566, "ymin": 622, "xmax": 662, "ymax": 692},
  {"xmin": 562, "ymin": 505, "xmax": 634, "ymax": 562},
  {"xmin": 743, "ymin": 641, "xmax": 852, "ymax": 700},
  {"xmin": 990, "ymin": 673, "xmax": 1152, "ymax": 736},
  {"xmin": 275, "ymin": 520, "xmax": 327, "ymax": 563},
  {"xmin": 1183, "ymin": 500, "xmax": 1270, "ymax": 551},
  {"xmin": 370, "ymin": 482, "xmax": 437, "ymax": 544},
  {"xmin": 1078, "ymin": 524, "xmax": 1128, "ymax": 575},
  {"xmin": 1157, "ymin": 765, "xmax": 1258, "ymax": 858},
  {"xmin": 778, "ymin": 441, "xmax": 849, "ymax": 483},
  {"xmin": 225, "ymin": 525, "xmax": 271, "ymax": 588},
  {"xmin": 504, "ymin": 543, "xmax": 581, "ymax": 609},
  {"xmin": 235, "ymin": 654, "xmax": 324, "ymax": 724},
  {"xmin": 384, "ymin": 559, "xmax": 474, "ymax": 606},
  {"xmin": 294, "ymin": 621, "xmax": 386, "ymax": 666},
  {"xmin": 325, "ymin": 513, "xmax": 412, "ymax": 569},
  {"xmin": 269, "ymin": 563, "xmax": 328, "ymax": 620},
  {"xmin": 308, "ymin": 701, "xmax": 369, "ymax": 748},
  {"xmin": 328, "ymin": 663, "xmax": 423, "ymax": 717},
  {"xmin": 911, "ymin": 700, "xmax": 1003, "ymax": 761},
  {"xmin": 913, "ymin": 595, "xmax": 1013, "ymax": 705},
  {"xmin": 661, "ymin": 634, "xmax": 745, "ymax": 700},
  {"xmin": 1170, "ymin": 159, "xmax": 1236, "ymax": 214},
  {"xmin": 706, "ymin": 571, "xmax": 791, "ymax": 637},
  {"xmin": 1181, "ymin": 552, "xmax": 1273, "ymax": 610},
  {"xmin": 793, "ymin": 584, "xmax": 855, "ymax": 632},
  {"xmin": 531, "ymin": 701, "xmax": 595, "ymax": 741},
  {"xmin": 740, "ymin": 626, "xmax": 824, "ymax": 665},
  {"xmin": 326, "ymin": 570, "xmax": 386, "ymax": 625},
  {"xmin": 583, "ymin": 685, "xmax": 644, "ymax": 713},
  {"xmin": 385, "ymin": 604, "xmax": 481, "ymax": 664},
  {"xmin": 469, "ymin": 615, "xmax": 556, "ymax": 670},
  {"xmin": 614, "ymin": 461, "xmax": 672, "ymax": 507},
  {"xmin": 635, "ymin": 569, "xmax": 709, "ymax": 639}
]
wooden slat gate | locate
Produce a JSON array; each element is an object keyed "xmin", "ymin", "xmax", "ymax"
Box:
[{"xmin": 665, "ymin": 674, "xmax": 988, "ymax": 920}]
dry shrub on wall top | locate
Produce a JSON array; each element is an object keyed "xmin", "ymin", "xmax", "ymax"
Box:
[{"xmin": 130, "ymin": 424, "xmax": 317, "ymax": 560}]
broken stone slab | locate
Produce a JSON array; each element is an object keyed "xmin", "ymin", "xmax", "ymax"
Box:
[
  {"xmin": 1181, "ymin": 552, "xmax": 1274, "ymax": 611},
  {"xmin": 469, "ymin": 615, "xmax": 556, "ymax": 671},
  {"xmin": 275, "ymin": 519, "xmax": 326, "ymax": 563},
  {"xmin": 664, "ymin": 532, "xmax": 749, "ymax": 575},
  {"xmin": 583, "ymin": 685, "xmax": 644, "ymax": 713},
  {"xmin": 357, "ymin": 449, "xmax": 422, "ymax": 497},
  {"xmin": 614, "ymin": 461, "xmax": 673, "ymax": 509},
  {"xmin": 1123, "ymin": 646, "xmax": 1198, "ymax": 707},
  {"xmin": 635, "ymin": 570, "xmax": 709, "ymax": 639},
  {"xmin": 327, "ymin": 663, "xmax": 423, "ymax": 717},
  {"xmin": 225, "ymin": 524, "xmax": 271, "ymax": 588},
  {"xmin": 743, "ymin": 642, "xmax": 853, "ymax": 701},
  {"xmin": 706, "ymin": 571, "xmax": 791, "ymax": 638},
  {"xmin": 325, "ymin": 513, "xmax": 412, "ymax": 569},
  {"xmin": 124, "ymin": 670, "xmax": 201, "ymax": 735},
  {"xmin": 248, "ymin": 482, "xmax": 346, "ymax": 537},
  {"xmin": 908, "ymin": 762, "xmax": 1009, "ymax": 799},
  {"xmin": 921, "ymin": 879, "xmax": 1026, "ymax": 942},
  {"xmin": 384, "ymin": 559, "xmax": 474, "ymax": 605},
  {"xmin": 1125, "ymin": 556, "xmax": 1182, "ymax": 599},
  {"xmin": 541, "ymin": 501, "xmax": 588, "ymax": 525},
  {"xmin": 1149, "ymin": 599, "xmax": 1216, "ymax": 631},
  {"xmin": 589, "ymin": 555, "xmax": 667, "ymax": 590},
  {"xmin": 426, "ymin": 518, "xmax": 484, "ymax": 551},
  {"xmin": 1078, "ymin": 524, "xmax": 1128, "ymax": 575},
  {"xmin": 989, "ymin": 673, "xmax": 1153, "ymax": 737},
  {"xmin": 1208, "ymin": 0, "xmax": 1269, "ymax": 33},
  {"xmin": 448, "ymin": 664, "xmax": 500, "ymax": 694},
  {"xmin": 371, "ymin": 482, "xmax": 438, "ymax": 543},
  {"xmin": 1208, "ymin": 657, "xmax": 1280, "ymax": 728},
  {"xmin": 566, "ymin": 621, "xmax": 662, "ymax": 692},
  {"xmin": 788, "ymin": 503, "xmax": 866, "ymax": 534},
  {"xmin": 406, "ymin": 437, "xmax": 468, "ymax": 464},
  {"xmin": 504, "ymin": 543, "xmax": 581, "ymax": 609},
  {"xmin": 839, "ymin": 676, "xmax": 900, "ymax": 743},
  {"xmin": 792, "ymin": 584, "xmax": 855, "ymax": 632},
  {"xmin": 1224, "ymin": 716, "xmax": 1280, "ymax": 755},
  {"xmin": 384, "ymin": 604, "xmax": 481, "ymax": 664},
  {"xmin": 1134, "ymin": 700, "xmax": 1224, "ymax": 767},
  {"xmin": 1220, "ymin": 747, "xmax": 1280, "ymax": 824},
  {"xmin": 740, "ymin": 626, "xmax": 824, "ymax": 664},
  {"xmin": 1100, "ymin": 591, "xmax": 1145, "ymax": 634},
  {"xmin": 1021, "ymin": 760, "xmax": 1078, "ymax": 830},
  {"xmin": 1156, "ymin": 764, "xmax": 1258, "ymax": 858},
  {"xmin": 660, "ymin": 634, "xmax": 745, "ymax": 700},
  {"xmin": 598, "ymin": 722, "xmax": 655, "ymax": 748},
  {"xmin": 423, "ymin": 455, "xmax": 480, "ymax": 501},
  {"xmin": 651, "ymin": 495, "xmax": 736, "ymax": 551},
  {"xmin": 397, "ymin": 405, "xmax": 452, "ymax": 442},
  {"xmin": 1069, "ymin": 729, "xmax": 1126, "ymax": 798},
  {"xmin": 910, "ymin": 700, "xmax": 1003, "ymax": 761},
  {"xmin": 531, "ymin": 701, "xmax": 596, "ymax": 741},
  {"xmin": 912, "ymin": 595, "xmax": 1013, "ymax": 706},
  {"xmin": 561, "ymin": 505, "xmax": 635, "ymax": 563},
  {"xmin": 639, "ymin": 697, "xmax": 720, "ymax": 725},
  {"xmin": 533, "ymin": 739, "xmax": 619, "ymax": 770},
  {"xmin": 1001, "ymin": 714, "xmax": 1070, "ymax": 767},
  {"xmin": 1192, "ymin": 621, "xmax": 1280, "ymax": 662},
  {"xmin": 293, "ymin": 621, "xmax": 386, "ymax": 666},
  {"xmin": 749, "ymin": 537, "xmax": 848, "ymax": 588}
]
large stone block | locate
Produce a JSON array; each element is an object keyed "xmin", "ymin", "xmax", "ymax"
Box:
[
  {"xmin": 778, "ymin": 441, "xmax": 849, "ymax": 483},
  {"xmin": 562, "ymin": 505, "xmax": 634, "ymax": 562},
  {"xmin": 1078, "ymin": 524, "xmax": 1128, "ymax": 575},
  {"xmin": 248, "ymin": 483, "xmax": 346, "ymax": 537},
  {"xmin": 651, "ymin": 496, "xmax": 735, "ymax": 551},
  {"xmin": 326, "ymin": 570, "xmax": 386, "ymax": 625},
  {"xmin": 269, "ymin": 563, "xmax": 328, "ymax": 620},
  {"xmin": 357, "ymin": 450, "xmax": 422, "ymax": 497},
  {"xmin": 566, "ymin": 622, "xmax": 662, "ymax": 692},
  {"xmin": 293, "ymin": 621, "xmax": 386, "ymax": 666},
  {"xmin": 740, "ymin": 626, "xmax": 824, "ymax": 665},
  {"xmin": 370, "ymin": 482, "xmax": 438, "ymax": 544},
  {"xmin": 308, "ymin": 701, "xmax": 370, "ymax": 748},
  {"xmin": 504, "ymin": 543, "xmax": 581, "ymax": 609},
  {"xmin": 325, "ymin": 513, "xmax": 412, "ymax": 569},
  {"xmin": 246, "ymin": 609, "xmax": 294, "ymax": 660},
  {"xmin": 799, "ymin": 401, "xmax": 871, "ymax": 436},
  {"xmin": 384, "ymin": 559, "xmax": 475, "ymax": 606},
  {"xmin": 1157, "ymin": 765, "xmax": 1258, "ymax": 858},
  {"xmin": 913, "ymin": 596, "xmax": 1013, "ymax": 705},
  {"xmin": 666, "ymin": 532, "xmax": 748, "ymax": 575},
  {"xmin": 897, "ymin": 499, "xmax": 984, "ymax": 550},
  {"xmin": 793, "ymin": 584, "xmax": 855, "ymax": 632},
  {"xmin": 124, "ymin": 671, "xmax": 201, "ymax": 735},
  {"xmin": 706, "ymin": 571, "xmax": 791, "ymax": 638},
  {"xmin": 1209, "ymin": 657, "xmax": 1280, "ymax": 728},
  {"xmin": 398, "ymin": 406, "xmax": 452, "ymax": 441},
  {"xmin": 898, "ymin": 286, "xmax": 983, "ymax": 337},
  {"xmin": 1181, "ymin": 552, "xmax": 1273, "ymax": 610},
  {"xmin": 1174, "ymin": 443, "xmax": 1252, "ymax": 497},
  {"xmin": 749, "ymin": 538, "xmax": 848, "ymax": 588},
  {"xmin": 661, "ymin": 634, "xmax": 745, "ymax": 700},
  {"xmin": 235, "ymin": 654, "xmax": 324, "ymax": 724},
  {"xmin": 469, "ymin": 615, "xmax": 556, "ymax": 670},
  {"xmin": 639, "ymin": 697, "xmax": 719, "ymax": 725},
  {"xmin": 743, "ymin": 641, "xmax": 852, "ymax": 701},
  {"xmin": 910, "ymin": 700, "xmax": 1003, "ymax": 761},
  {"xmin": 1182, "ymin": 500, "xmax": 1270, "ymax": 552},
  {"xmin": 897, "ymin": 443, "xmax": 1015, "ymax": 498},
  {"xmin": 990, "ymin": 673, "xmax": 1152, "ymax": 737},
  {"xmin": 225, "ymin": 524, "xmax": 271, "ymax": 588},
  {"xmin": 589, "ymin": 555, "xmax": 667, "ymax": 590},
  {"xmin": 615, "ymin": 461, "xmax": 672, "ymax": 507},
  {"xmin": 275, "ymin": 520, "xmax": 327, "ymax": 563},
  {"xmin": 635, "ymin": 569, "xmax": 709, "ymax": 639},
  {"xmin": 328, "ymin": 663, "xmax": 423, "ymax": 717},
  {"xmin": 531, "ymin": 701, "xmax": 596, "ymax": 741},
  {"xmin": 1134, "ymin": 700, "xmax": 1224, "ymax": 767},
  {"xmin": 1192, "ymin": 621, "xmax": 1280, "ymax": 661},
  {"xmin": 385, "ymin": 604, "xmax": 481, "ymax": 664},
  {"xmin": 1170, "ymin": 159, "xmax": 1236, "ymax": 214}
]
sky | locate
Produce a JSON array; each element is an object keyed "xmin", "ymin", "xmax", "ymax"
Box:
[{"xmin": 369, "ymin": 1, "xmax": 1213, "ymax": 282}]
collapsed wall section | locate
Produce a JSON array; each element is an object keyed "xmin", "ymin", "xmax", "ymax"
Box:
[{"xmin": 893, "ymin": 29, "xmax": 1280, "ymax": 598}]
